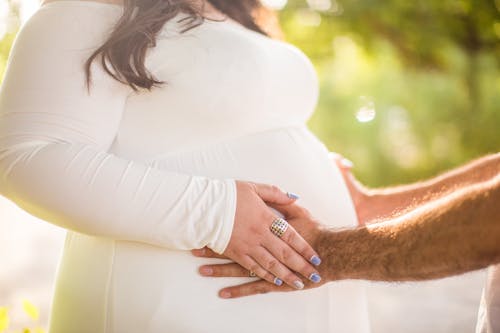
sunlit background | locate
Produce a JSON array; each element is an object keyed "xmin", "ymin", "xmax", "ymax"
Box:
[{"xmin": 1, "ymin": 0, "xmax": 499, "ymax": 332}]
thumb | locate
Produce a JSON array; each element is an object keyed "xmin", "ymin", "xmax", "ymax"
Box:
[
  {"xmin": 267, "ymin": 202, "xmax": 310, "ymax": 220},
  {"xmin": 328, "ymin": 152, "xmax": 354, "ymax": 171},
  {"xmin": 252, "ymin": 183, "xmax": 299, "ymax": 205}
]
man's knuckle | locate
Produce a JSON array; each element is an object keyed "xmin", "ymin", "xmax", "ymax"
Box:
[
  {"xmin": 255, "ymin": 285, "xmax": 270, "ymax": 294},
  {"xmin": 249, "ymin": 182, "xmax": 258, "ymax": 192}
]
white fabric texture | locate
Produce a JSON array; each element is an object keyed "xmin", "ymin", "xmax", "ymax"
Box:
[
  {"xmin": 0, "ymin": 2, "xmax": 236, "ymax": 254},
  {"xmin": 0, "ymin": 1, "xmax": 370, "ymax": 332},
  {"xmin": 476, "ymin": 265, "xmax": 500, "ymax": 333}
]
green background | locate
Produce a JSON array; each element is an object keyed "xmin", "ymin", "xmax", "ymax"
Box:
[{"xmin": 2, "ymin": 0, "xmax": 499, "ymax": 188}]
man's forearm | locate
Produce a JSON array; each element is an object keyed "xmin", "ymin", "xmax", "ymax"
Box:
[
  {"xmin": 359, "ymin": 153, "xmax": 500, "ymax": 222},
  {"xmin": 320, "ymin": 176, "xmax": 500, "ymax": 282}
]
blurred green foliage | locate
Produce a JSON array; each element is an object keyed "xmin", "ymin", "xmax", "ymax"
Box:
[
  {"xmin": 0, "ymin": 0, "xmax": 499, "ymax": 188},
  {"xmin": 280, "ymin": 0, "xmax": 500, "ymax": 186}
]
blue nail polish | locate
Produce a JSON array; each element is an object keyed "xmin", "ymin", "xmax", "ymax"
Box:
[
  {"xmin": 287, "ymin": 192, "xmax": 300, "ymax": 200},
  {"xmin": 274, "ymin": 277, "xmax": 283, "ymax": 286},
  {"xmin": 310, "ymin": 255, "xmax": 322, "ymax": 266},
  {"xmin": 309, "ymin": 273, "xmax": 321, "ymax": 283}
]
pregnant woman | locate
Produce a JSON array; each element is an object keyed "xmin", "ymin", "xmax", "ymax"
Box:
[{"xmin": 0, "ymin": 0, "xmax": 369, "ymax": 332}]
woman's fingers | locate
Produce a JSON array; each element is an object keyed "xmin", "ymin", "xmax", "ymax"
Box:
[
  {"xmin": 236, "ymin": 255, "xmax": 284, "ymax": 287},
  {"xmin": 199, "ymin": 262, "xmax": 249, "ymax": 277},
  {"xmin": 276, "ymin": 219, "xmax": 321, "ymax": 267},
  {"xmin": 269, "ymin": 216, "xmax": 322, "ymax": 267},
  {"xmin": 252, "ymin": 182, "xmax": 299, "ymax": 205},
  {"xmin": 267, "ymin": 202, "xmax": 310, "ymax": 220},
  {"xmin": 252, "ymin": 247, "xmax": 307, "ymax": 288},
  {"xmin": 193, "ymin": 210, "xmax": 322, "ymax": 283},
  {"xmin": 263, "ymin": 227, "xmax": 322, "ymax": 284},
  {"xmin": 220, "ymin": 181, "xmax": 322, "ymax": 290}
]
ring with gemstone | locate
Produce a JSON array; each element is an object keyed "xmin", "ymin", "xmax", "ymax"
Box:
[{"xmin": 270, "ymin": 217, "xmax": 289, "ymax": 238}]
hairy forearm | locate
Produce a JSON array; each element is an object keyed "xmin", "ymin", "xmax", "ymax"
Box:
[
  {"xmin": 319, "ymin": 176, "xmax": 500, "ymax": 282},
  {"xmin": 359, "ymin": 153, "xmax": 500, "ymax": 222}
]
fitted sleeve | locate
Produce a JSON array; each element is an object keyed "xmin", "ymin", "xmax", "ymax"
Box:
[{"xmin": 0, "ymin": 5, "xmax": 236, "ymax": 254}]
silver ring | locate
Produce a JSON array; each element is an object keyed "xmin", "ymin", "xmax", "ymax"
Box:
[
  {"xmin": 270, "ymin": 217, "xmax": 289, "ymax": 238},
  {"xmin": 249, "ymin": 270, "xmax": 257, "ymax": 277}
]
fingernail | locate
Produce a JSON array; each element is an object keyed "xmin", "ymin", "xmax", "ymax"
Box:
[
  {"xmin": 274, "ymin": 277, "xmax": 283, "ymax": 286},
  {"xmin": 309, "ymin": 273, "xmax": 321, "ymax": 283},
  {"xmin": 293, "ymin": 280, "xmax": 304, "ymax": 290},
  {"xmin": 220, "ymin": 290, "xmax": 231, "ymax": 298},
  {"xmin": 341, "ymin": 158, "xmax": 354, "ymax": 168},
  {"xmin": 199, "ymin": 266, "xmax": 213, "ymax": 276},
  {"xmin": 310, "ymin": 255, "xmax": 322, "ymax": 266},
  {"xmin": 329, "ymin": 152, "xmax": 341, "ymax": 159},
  {"xmin": 287, "ymin": 192, "xmax": 300, "ymax": 200}
]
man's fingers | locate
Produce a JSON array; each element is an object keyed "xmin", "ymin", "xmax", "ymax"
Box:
[
  {"xmin": 328, "ymin": 152, "xmax": 354, "ymax": 170},
  {"xmin": 252, "ymin": 183, "xmax": 299, "ymax": 205},
  {"xmin": 219, "ymin": 280, "xmax": 294, "ymax": 299},
  {"xmin": 198, "ymin": 263, "xmax": 250, "ymax": 277},
  {"xmin": 191, "ymin": 247, "xmax": 227, "ymax": 259}
]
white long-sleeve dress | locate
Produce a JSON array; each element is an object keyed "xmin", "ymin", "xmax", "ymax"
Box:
[{"xmin": 0, "ymin": 1, "xmax": 370, "ymax": 332}]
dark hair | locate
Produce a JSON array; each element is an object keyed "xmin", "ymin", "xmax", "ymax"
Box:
[{"xmin": 84, "ymin": 0, "xmax": 282, "ymax": 93}]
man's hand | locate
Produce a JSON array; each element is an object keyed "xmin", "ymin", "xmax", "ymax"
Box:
[
  {"xmin": 331, "ymin": 152, "xmax": 500, "ymax": 224},
  {"xmin": 329, "ymin": 153, "xmax": 372, "ymax": 225},
  {"xmin": 192, "ymin": 202, "xmax": 329, "ymax": 298}
]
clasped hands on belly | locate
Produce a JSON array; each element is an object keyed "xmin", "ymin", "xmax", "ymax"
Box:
[{"xmin": 193, "ymin": 180, "xmax": 323, "ymax": 292}]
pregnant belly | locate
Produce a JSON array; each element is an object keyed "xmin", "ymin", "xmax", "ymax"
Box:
[
  {"xmin": 148, "ymin": 124, "xmax": 358, "ymax": 226},
  {"xmin": 51, "ymin": 125, "xmax": 367, "ymax": 333}
]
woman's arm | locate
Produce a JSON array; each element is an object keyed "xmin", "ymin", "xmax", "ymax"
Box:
[
  {"xmin": 0, "ymin": 6, "xmax": 234, "ymax": 252},
  {"xmin": 0, "ymin": 6, "xmax": 321, "ymax": 288},
  {"xmin": 332, "ymin": 153, "xmax": 500, "ymax": 224}
]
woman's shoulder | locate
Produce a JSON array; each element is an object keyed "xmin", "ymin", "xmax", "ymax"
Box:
[
  {"xmin": 30, "ymin": 0, "xmax": 123, "ymax": 28},
  {"xmin": 13, "ymin": 0, "xmax": 124, "ymax": 53}
]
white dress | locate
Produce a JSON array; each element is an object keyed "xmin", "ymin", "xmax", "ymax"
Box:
[
  {"xmin": 0, "ymin": 1, "xmax": 370, "ymax": 332},
  {"xmin": 476, "ymin": 265, "xmax": 500, "ymax": 333}
]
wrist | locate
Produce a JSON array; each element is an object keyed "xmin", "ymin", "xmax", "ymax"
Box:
[
  {"xmin": 316, "ymin": 227, "xmax": 351, "ymax": 281},
  {"xmin": 206, "ymin": 178, "xmax": 237, "ymax": 254},
  {"xmin": 316, "ymin": 226, "xmax": 376, "ymax": 282}
]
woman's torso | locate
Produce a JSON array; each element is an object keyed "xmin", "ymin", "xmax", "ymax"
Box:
[{"xmin": 44, "ymin": 2, "xmax": 370, "ymax": 332}]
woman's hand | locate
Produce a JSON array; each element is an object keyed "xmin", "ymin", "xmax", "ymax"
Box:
[
  {"xmin": 193, "ymin": 201, "xmax": 328, "ymax": 298},
  {"xmin": 207, "ymin": 180, "xmax": 323, "ymax": 290}
]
